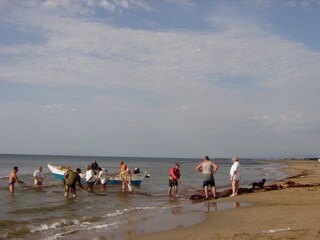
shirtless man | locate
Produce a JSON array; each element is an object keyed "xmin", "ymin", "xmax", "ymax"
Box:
[{"xmin": 8, "ymin": 166, "xmax": 24, "ymax": 195}]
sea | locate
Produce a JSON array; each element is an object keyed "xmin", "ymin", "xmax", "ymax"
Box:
[{"xmin": 0, "ymin": 154, "xmax": 286, "ymax": 239}]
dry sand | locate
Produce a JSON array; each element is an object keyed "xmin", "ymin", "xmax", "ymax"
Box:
[{"xmin": 130, "ymin": 160, "xmax": 320, "ymax": 240}]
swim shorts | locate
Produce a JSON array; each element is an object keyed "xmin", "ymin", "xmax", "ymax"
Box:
[{"xmin": 169, "ymin": 179, "xmax": 178, "ymax": 187}]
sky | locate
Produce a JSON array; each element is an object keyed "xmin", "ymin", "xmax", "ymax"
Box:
[{"xmin": 0, "ymin": 0, "xmax": 320, "ymax": 158}]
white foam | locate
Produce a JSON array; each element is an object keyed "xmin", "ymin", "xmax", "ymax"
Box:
[
  {"xmin": 263, "ymin": 227, "xmax": 291, "ymax": 233},
  {"xmin": 104, "ymin": 206, "xmax": 156, "ymax": 218},
  {"xmin": 30, "ymin": 219, "xmax": 80, "ymax": 233}
]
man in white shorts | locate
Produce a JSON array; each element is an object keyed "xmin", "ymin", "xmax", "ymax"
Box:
[{"xmin": 230, "ymin": 156, "xmax": 241, "ymax": 197}]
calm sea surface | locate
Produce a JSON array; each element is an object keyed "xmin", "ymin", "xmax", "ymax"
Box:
[{"xmin": 0, "ymin": 154, "xmax": 286, "ymax": 239}]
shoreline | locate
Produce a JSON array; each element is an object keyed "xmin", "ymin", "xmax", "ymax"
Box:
[{"xmin": 129, "ymin": 159, "xmax": 320, "ymax": 240}]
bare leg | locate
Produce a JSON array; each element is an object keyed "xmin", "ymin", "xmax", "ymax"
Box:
[
  {"xmin": 234, "ymin": 180, "xmax": 239, "ymax": 195},
  {"xmin": 127, "ymin": 182, "xmax": 132, "ymax": 192},
  {"xmin": 71, "ymin": 188, "xmax": 77, "ymax": 198},
  {"xmin": 212, "ymin": 186, "xmax": 216, "ymax": 198},
  {"xmin": 174, "ymin": 185, "xmax": 178, "ymax": 196},
  {"xmin": 230, "ymin": 180, "xmax": 239, "ymax": 196},
  {"xmin": 64, "ymin": 186, "xmax": 69, "ymax": 198},
  {"xmin": 9, "ymin": 184, "xmax": 14, "ymax": 195},
  {"xmin": 204, "ymin": 186, "xmax": 208, "ymax": 198},
  {"xmin": 168, "ymin": 186, "xmax": 172, "ymax": 196}
]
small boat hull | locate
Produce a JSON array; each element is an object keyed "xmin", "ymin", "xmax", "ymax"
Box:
[{"xmin": 47, "ymin": 164, "xmax": 149, "ymax": 186}]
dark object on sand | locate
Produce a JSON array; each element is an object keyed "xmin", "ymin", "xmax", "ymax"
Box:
[
  {"xmin": 189, "ymin": 180, "xmax": 320, "ymax": 201},
  {"xmin": 251, "ymin": 179, "xmax": 266, "ymax": 189}
]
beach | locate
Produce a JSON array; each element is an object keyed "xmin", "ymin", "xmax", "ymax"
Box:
[
  {"xmin": 1, "ymin": 156, "xmax": 319, "ymax": 239},
  {"xmin": 130, "ymin": 159, "xmax": 320, "ymax": 240}
]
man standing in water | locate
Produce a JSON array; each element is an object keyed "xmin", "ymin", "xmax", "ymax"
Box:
[
  {"xmin": 230, "ymin": 156, "xmax": 241, "ymax": 197},
  {"xmin": 85, "ymin": 165, "xmax": 96, "ymax": 192},
  {"xmin": 196, "ymin": 156, "xmax": 219, "ymax": 200},
  {"xmin": 119, "ymin": 161, "xmax": 132, "ymax": 192},
  {"xmin": 168, "ymin": 163, "xmax": 180, "ymax": 197},
  {"xmin": 64, "ymin": 168, "xmax": 84, "ymax": 198},
  {"xmin": 33, "ymin": 166, "xmax": 44, "ymax": 186},
  {"xmin": 8, "ymin": 166, "xmax": 24, "ymax": 195}
]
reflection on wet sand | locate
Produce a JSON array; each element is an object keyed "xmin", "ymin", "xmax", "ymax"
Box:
[
  {"xmin": 204, "ymin": 202, "xmax": 217, "ymax": 213},
  {"xmin": 204, "ymin": 201, "xmax": 240, "ymax": 213},
  {"xmin": 232, "ymin": 201, "xmax": 240, "ymax": 208}
]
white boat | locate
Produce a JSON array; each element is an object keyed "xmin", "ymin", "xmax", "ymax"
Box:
[{"xmin": 47, "ymin": 164, "xmax": 150, "ymax": 186}]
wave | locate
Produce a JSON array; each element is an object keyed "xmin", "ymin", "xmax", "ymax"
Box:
[
  {"xmin": 9, "ymin": 204, "xmax": 71, "ymax": 215},
  {"xmin": 2, "ymin": 205, "xmax": 160, "ymax": 239},
  {"xmin": 103, "ymin": 206, "xmax": 156, "ymax": 218}
]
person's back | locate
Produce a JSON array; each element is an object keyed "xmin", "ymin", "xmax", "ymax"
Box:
[
  {"xmin": 202, "ymin": 160, "xmax": 212, "ymax": 174},
  {"xmin": 120, "ymin": 161, "xmax": 127, "ymax": 173},
  {"xmin": 65, "ymin": 171, "xmax": 80, "ymax": 186},
  {"xmin": 202, "ymin": 160, "xmax": 213, "ymax": 181}
]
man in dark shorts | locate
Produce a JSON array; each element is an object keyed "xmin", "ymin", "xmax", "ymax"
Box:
[
  {"xmin": 196, "ymin": 156, "xmax": 219, "ymax": 200},
  {"xmin": 64, "ymin": 168, "xmax": 84, "ymax": 198},
  {"xmin": 168, "ymin": 163, "xmax": 180, "ymax": 196},
  {"xmin": 8, "ymin": 166, "xmax": 24, "ymax": 195}
]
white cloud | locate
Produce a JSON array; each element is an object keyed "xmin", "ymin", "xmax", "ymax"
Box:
[{"xmin": 0, "ymin": 1, "xmax": 320, "ymax": 157}]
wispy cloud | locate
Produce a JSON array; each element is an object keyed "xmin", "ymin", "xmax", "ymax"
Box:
[{"xmin": 0, "ymin": 1, "xmax": 319, "ymax": 157}]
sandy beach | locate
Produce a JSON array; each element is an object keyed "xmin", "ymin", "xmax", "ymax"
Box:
[{"xmin": 130, "ymin": 159, "xmax": 320, "ymax": 240}]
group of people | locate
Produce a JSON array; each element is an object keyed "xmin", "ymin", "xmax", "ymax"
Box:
[
  {"xmin": 63, "ymin": 160, "xmax": 132, "ymax": 198},
  {"xmin": 8, "ymin": 156, "xmax": 241, "ymax": 200},
  {"xmin": 168, "ymin": 155, "xmax": 241, "ymax": 199},
  {"xmin": 8, "ymin": 166, "xmax": 44, "ymax": 195},
  {"xmin": 7, "ymin": 160, "xmax": 131, "ymax": 198}
]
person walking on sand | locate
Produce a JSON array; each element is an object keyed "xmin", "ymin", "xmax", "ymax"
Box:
[
  {"xmin": 64, "ymin": 168, "xmax": 84, "ymax": 198},
  {"xmin": 8, "ymin": 166, "xmax": 24, "ymax": 195},
  {"xmin": 195, "ymin": 156, "xmax": 219, "ymax": 200},
  {"xmin": 230, "ymin": 156, "xmax": 241, "ymax": 197},
  {"xmin": 33, "ymin": 166, "xmax": 44, "ymax": 186},
  {"xmin": 168, "ymin": 163, "xmax": 180, "ymax": 196}
]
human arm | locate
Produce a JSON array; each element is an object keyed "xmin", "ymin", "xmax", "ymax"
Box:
[
  {"xmin": 77, "ymin": 175, "xmax": 84, "ymax": 189},
  {"xmin": 34, "ymin": 172, "xmax": 43, "ymax": 183},
  {"xmin": 170, "ymin": 168, "xmax": 179, "ymax": 181},
  {"xmin": 14, "ymin": 173, "xmax": 24, "ymax": 184},
  {"xmin": 211, "ymin": 161, "xmax": 219, "ymax": 174},
  {"xmin": 230, "ymin": 163, "xmax": 238, "ymax": 180},
  {"xmin": 195, "ymin": 163, "xmax": 203, "ymax": 173}
]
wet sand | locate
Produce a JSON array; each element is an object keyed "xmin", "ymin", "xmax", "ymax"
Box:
[{"xmin": 130, "ymin": 159, "xmax": 320, "ymax": 240}]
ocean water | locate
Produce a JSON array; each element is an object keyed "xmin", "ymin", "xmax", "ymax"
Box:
[{"xmin": 0, "ymin": 154, "xmax": 286, "ymax": 239}]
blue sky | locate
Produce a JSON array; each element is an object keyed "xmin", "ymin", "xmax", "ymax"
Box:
[{"xmin": 0, "ymin": 0, "xmax": 319, "ymax": 158}]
